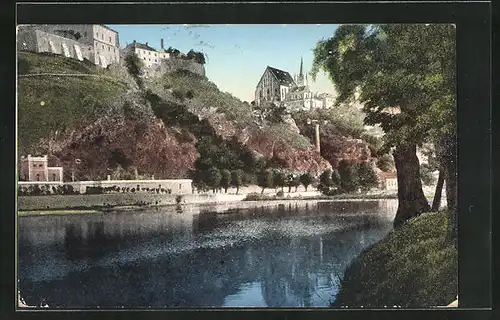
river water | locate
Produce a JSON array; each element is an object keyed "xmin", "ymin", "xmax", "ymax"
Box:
[{"xmin": 18, "ymin": 199, "xmax": 398, "ymax": 308}]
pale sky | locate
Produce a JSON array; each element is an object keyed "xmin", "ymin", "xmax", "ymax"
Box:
[{"xmin": 107, "ymin": 24, "xmax": 339, "ymax": 102}]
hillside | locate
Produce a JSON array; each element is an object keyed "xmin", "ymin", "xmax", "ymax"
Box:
[{"xmin": 17, "ymin": 52, "xmax": 333, "ymax": 181}]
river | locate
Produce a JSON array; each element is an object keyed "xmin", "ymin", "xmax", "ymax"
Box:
[{"xmin": 18, "ymin": 199, "xmax": 398, "ymax": 308}]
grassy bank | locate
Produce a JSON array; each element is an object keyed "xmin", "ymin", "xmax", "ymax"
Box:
[{"xmin": 333, "ymin": 210, "xmax": 457, "ymax": 308}]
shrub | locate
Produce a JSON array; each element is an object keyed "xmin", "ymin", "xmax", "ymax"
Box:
[
  {"xmin": 257, "ymin": 170, "xmax": 274, "ymax": 194},
  {"xmin": 175, "ymin": 195, "xmax": 183, "ymax": 204},
  {"xmin": 276, "ymin": 190, "xmax": 284, "ymax": 197},
  {"xmin": 131, "ymin": 188, "xmax": 136, "ymax": 193},
  {"xmin": 299, "ymin": 173, "xmax": 313, "ymax": 191},
  {"xmin": 86, "ymin": 186, "xmax": 103, "ymax": 194}
]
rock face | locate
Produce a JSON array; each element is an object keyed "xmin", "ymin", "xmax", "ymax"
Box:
[
  {"xmin": 320, "ymin": 133, "xmax": 372, "ymax": 168},
  {"xmin": 51, "ymin": 117, "xmax": 198, "ymax": 181},
  {"xmin": 148, "ymin": 58, "xmax": 205, "ymax": 77}
]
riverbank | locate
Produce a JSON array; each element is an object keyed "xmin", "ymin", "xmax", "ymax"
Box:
[{"xmin": 332, "ymin": 210, "xmax": 457, "ymax": 308}]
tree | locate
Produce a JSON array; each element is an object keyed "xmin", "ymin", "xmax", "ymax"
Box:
[
  {"xmin": 124, "ymin": 52, "xmax": 144, "ymax": 88},
  {"xmin": 299, "ymin": 173, "xmax": 313, "ymax": 191},
  {"xmin": 318, "ymin": 169, "xmax": 334, "ymax": 193},
  {"xmin": 231, "ymin": 169, "xmax": 244, "ymax": 194},
  {"xmin": 420, "ymin": 163, "xmax": 436, "ymax": 186},
  {"xmin": 273, "ymin": 171, "xmax": 287, "ymax": 192},
  {"xmin": 356, "ymin": 162, "xmax": 379, "ymax": 191},
  {"xmin": 338, "ymin": 160, "xmax": 359, "ymax": 193},
  {"xmin": 331, "ymin": 169, "xmax": 341, "ymax": 188},
  {"xmin": 312, "ymin": 24, "xmax": 455, "ymax": 228},
  {"xmin": 257, "ymin": 170, "xmax": 274, "ymax": 194},
  {"xmin": 220, "ymin": 169, "xmax": 232, "ymax": 193},
  {"xmin": 377, "ymin": 154, "xmax": 395, "ymax": 172},
  {"xmin": 286, "ymin": 173, "xmax": 300, "ymax": 193},
  {"xmin": 206, "ymin": 167, "xmax": 222, "ymax": 193}
]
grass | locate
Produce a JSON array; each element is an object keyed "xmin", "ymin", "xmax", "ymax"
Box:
[
  {"xmin": 18, "ymin": 53, "xmax": 129, "ymax": 153},
  {"xmin": 333, "ymin": 210, "xmax": 457, "ymax": 308}
]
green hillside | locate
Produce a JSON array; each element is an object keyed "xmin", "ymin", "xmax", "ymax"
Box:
[{"xmin": 17, "ymin": 52, "xmax": 130, "ymax": 154}]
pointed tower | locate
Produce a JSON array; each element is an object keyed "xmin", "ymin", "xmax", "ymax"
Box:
[{"xmin": 297, "ymin": 56, "xmax": 304, "ymax": 86}]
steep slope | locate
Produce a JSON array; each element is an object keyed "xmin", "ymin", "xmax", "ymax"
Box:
[{"xmin": 18, "ymin": 52, "xmax": 331, "ymax": 181}]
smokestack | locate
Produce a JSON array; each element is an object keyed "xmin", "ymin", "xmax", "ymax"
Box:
[{"xmin": 161, "ymin": 38, "xmax": 164, "ymax": 49}]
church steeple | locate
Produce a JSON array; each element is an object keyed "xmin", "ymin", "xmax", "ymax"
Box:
[{"xmin": 299, "ymin": 56, "xmax": 303, "ymax": 77}]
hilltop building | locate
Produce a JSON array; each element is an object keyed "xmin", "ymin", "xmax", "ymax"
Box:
[
  {"xmin": 124, "ymin": 39, "xmax": 171, "ymax": 68},
  {"xmin": 254, "ymin": 57, "xmax": 335, "ymax": 111},
  {"xmin": 17, "ymin": 24, "xmax": 120, "ymax": 68}
]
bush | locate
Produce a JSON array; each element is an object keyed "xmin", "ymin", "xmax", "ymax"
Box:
[
  {"xmin": 86, "ymin": 186, "xmax": 103, "ymax": 194},
  {"xmin": 299, "ymin": 173, "xmax": 313, "ymax": 191},
  {"xmin": 176, "ymin": 195, "xmax": 183, "ymax": 204},
  {"xmin": 276, "ymin": 190, "xmax": 284, "ymax": 197}
]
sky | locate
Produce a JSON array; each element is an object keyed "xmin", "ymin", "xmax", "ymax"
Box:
[{"xmin": 107, "ymin": 24, "xmax": 339, "ymax": 102}]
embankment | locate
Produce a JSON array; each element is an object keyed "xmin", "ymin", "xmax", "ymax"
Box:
[
  {"xmin": 18, "ymin": 193, "xmax": 245, "ymax": 211},
  {"xmin": 333, "ymin": 210, "xmax": 457, "ymax": 308}
]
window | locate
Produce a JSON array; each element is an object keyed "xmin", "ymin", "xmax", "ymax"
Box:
[
  {"xmin": 39, "ymin": 164, "xmax": 43, "ymax": 167},
  {"xmin": 84, "ymin": 32, "xmax": 87, "ymax": 37},
  {"xmin": 96, "ymin": 32, "xmax": 99, "ymax": 38},
  {"xmin": 108, "ymin": 47, "xmax": 110, "ymax": 51},
  {"xmin": 52, "ymin": 174, "xmax": 56, "ymax": 181},
  {"xmin": 101, "ymin": 34, "xmax": 104, "ymax": 40},
  {"xmin": 102, "ymin": 44, "xmax": 104, "ymax": 49},
  {"xmin": 109, "ymin": 36, "xmax": 111, "ymax": 42},
  {"xmin": 179, "ymin": 184, "xmax": 182, "ymax": 190},
  {"xmin": 32, "ymin": 164, "xmax": 36, "ymax": 167},
  {"xmin": 114, "ymin": 48, "xmax": 116, "ymax": 53},
  {"xmin": 36, "ymin": 174, "xmax": 40, "ymax": 181}
]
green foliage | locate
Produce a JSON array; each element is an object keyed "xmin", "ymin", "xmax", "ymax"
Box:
[
  {"xmin": 311, "ymin": 24, "xmax": 456, "ymax": 149},
  {"xmin": 206, "ymin": 167, "xmax": 222, "ymax": 192},
  {"xmin": 220, "ymin": 169, "xmax": 232, "ymax": 193},
  {"xmin": 286, "ymin": 173, "xmax": 301, "ymax": 192},
  {"xmin": 355, "ymin": 162, "xmax": 379, "ymax": 191},
  {"xmin": 186, "ymin": 49, "xmax": 206, "ymax": 64},
  {"xmin": 333, "ymin": 211, "xmax": 457, "ymax": 308},
  {"xmin": 266, "ymin": 123, "xmax": 311, "ymax": 149},
  {"xmin": 231, "ymin": 169, "xmax": 244, "ymax": 193},
  {"xmin": 161, "ymin": 70, "xmax": 254, "ymax": 125},
  {"xmin": 331, "ymin": 169, "xmax": 341, "ymax": 187},
  {"xmin": 124, "ymin": 52, "xmax": 144, "ymax": 88},
  {"xmin": 299, "ymin": 172, "xmax": 313, "ymax": 191},
  {"xmin": 420, "ymin": 164, "xmax": 437, "ymax": 186},
  {"xmin": 377, "ymin": 154, "xmax": 395, "ymax": 172},
  {"xmin": 318, "ymin": 169, "xmax": 334, "ymax": 193},
  {"xmin": 17, "ymin": 54, "xmax": 128, "ymax": 154},
  {"xmin": 273, "ymin": 171, "xmax": 287, "ymax": 192},
  {"xmin": 257, "ymin": 170, "xmax": 274, "ymax": 194},
  {"xmin": 338, "ymin": 160, "xmax": 359, "ymax": 192}
]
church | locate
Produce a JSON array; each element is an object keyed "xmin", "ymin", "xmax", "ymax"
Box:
[{"xmin": 254, "ymin": 57, "xmax": 334, "ymax": 112}]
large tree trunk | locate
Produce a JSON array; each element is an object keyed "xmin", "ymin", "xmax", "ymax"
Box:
[
  {"xmin": 431, "ymin": 169, "xmax": 445, "ymax": 212},
  {"xmin": 393, "ymin": 143, "xmax": 431, "ymax": 227},
  {"xmin": 443, "ymin": 134, "xmax": 457, "ymax": 247}
]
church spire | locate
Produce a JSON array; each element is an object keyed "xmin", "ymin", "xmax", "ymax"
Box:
[{"xmin": 299, "ymin": 56, "xmax": 303, "ymax": 77}]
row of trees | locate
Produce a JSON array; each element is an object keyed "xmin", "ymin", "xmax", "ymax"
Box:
[
  {"xmin": 312, "ymin": 24, "xmax": 457, "ymax": 242},
  {"xmin": 317, "ymin": 161, "xmax": 379, "ymax": 195}
]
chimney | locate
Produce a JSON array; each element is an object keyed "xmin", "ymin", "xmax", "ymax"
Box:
[
  {"xmin": 161, "ymin": 38, "xmax": 164, "ymax": 49},
  {"xmin": 145, "ymin": 42, "xmax": 148, "ymax": 46},
  {"xmin": 133, "ymin": 40, "xmax": 136, "ymax": 45}
]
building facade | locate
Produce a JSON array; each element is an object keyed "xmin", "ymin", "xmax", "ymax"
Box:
[
  {"xmin": 255, "ymin": 57, "xmax": 336, "ymax": 111},
  {"xmin": 124, "ymin": 40, "xmax": 171, "ymax": 69},
  {"xmin": 254, "ymin": 66, "xmax": 295, "ymax": 106},
  {"xmin": 19, "ymin": 155, "xmax": 63, "ymax": 182},
  {"xmin": 17, "ymin": 24, "xmax": 120, "ymax": 68}
]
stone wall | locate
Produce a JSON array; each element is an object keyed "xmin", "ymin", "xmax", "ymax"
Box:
[
  {"xmin": 146, "ymin": 57, "xmax": 205, "ymax": 77},
  {"xmin": 17, "ymin": 28, "xmax": 93, "ymax": 62}
]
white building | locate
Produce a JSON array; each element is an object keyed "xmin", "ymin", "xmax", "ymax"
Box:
[{"xmin": 124, "ymin": 39, "xmax": 170, "ymax": 68}]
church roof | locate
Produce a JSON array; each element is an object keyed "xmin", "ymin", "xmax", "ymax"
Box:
[{"xmin": 267, "ymin": 66, "xmax": 295, "ymax": 86}]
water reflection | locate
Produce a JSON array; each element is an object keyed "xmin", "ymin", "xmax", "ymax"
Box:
[{"xmin": 18, "ymin": 200, "xmax": 397, "ymax": 308}]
